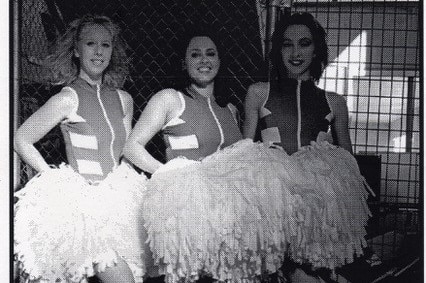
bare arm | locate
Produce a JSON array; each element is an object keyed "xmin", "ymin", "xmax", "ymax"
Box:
[
  {"xmin": 327, "ymin": 93, "xmax": 353, "ymax": 154},
  {"xmin": 14, "ymin": 89, "xmax": 77, "ymax": 172},
  {"xmin": 243, "ymin": 83, "xmax": 267, "ymax": 139},
  {"xmin": 123, "ymin": 89, "xmax": 181, "ymax": 174}
]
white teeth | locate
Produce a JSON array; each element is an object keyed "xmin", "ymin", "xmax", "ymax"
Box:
[
  {"xmin": 198, "ymin": 67, "xmax": 211, "ymax": 72},
  {"xmin": 289, "ymin": 60, "xmax": 303, "ymax": 66},
  {"xmin": 91, "ymin": 59, "xmax": 104, "ymax": 66}
]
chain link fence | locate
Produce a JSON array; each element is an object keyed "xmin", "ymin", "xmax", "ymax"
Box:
[
  {"xmin": 16, "ymin": 0, "xmax": 266, "ymax": 187},
  {"xmin": 13, "ymin": 0, "xmax": 422, "ymax": 281},
  {"xmin": 16, "ymin": 0, "xmax": 421, "ymax": 207}
]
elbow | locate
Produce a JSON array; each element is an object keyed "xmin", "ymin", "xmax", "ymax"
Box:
[{"xmin": 14, "ymin": 131, "xmax": 28, "ymax": 156}]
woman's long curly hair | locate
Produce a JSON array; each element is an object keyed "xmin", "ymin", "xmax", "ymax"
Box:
[
  {"xmin": 270, "ymin": 12, "xmax": 328, "ymax": 84},
  {"xmin": 44, "ymin": 14, "xmax": 131, "ymax": 88}
]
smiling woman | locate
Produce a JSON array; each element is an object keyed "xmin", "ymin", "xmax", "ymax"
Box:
[
  {"xmin": 123, "ymin": 30, "xmax": 241, "ymax": 172},
  {"xmin": 243, "ymin": 12, "xmax": 371, "ymax": 282},
  {"xmin": 122, "ymin": 29, "xmax": 247, "ymax": 281},
  {"xmin": 14, "ymin": 14, "xmax": 145, "ymax": 283},
  {"xmin": 281, "ymin": 24, "xmax": 315, "ymax": 80},
  {"xmin": 122, "ymin": 29, "xmax": 295, "ymax": 282},
  {"xmin": 185, "ymin": 36, "xmax": 220, "ymax": 88},
  {"xmin": 75, "ymin": 23, "xmax": 113, "ymax": 85},
  {"xmin": 244, "ymin": 12, "xmax": 350, "ymax": 154}
]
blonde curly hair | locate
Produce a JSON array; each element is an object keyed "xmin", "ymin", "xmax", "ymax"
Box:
[{"xmin": 44, "ymin": 14, "xmax": 131, "ymax": 88}]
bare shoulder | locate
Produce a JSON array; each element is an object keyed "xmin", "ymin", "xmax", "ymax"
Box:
[
  {"xmin": 49, "ymin": 87, "xmax": 79, "ymax": 111},
  {"xmin": 149, "ymin": 88, "xmax": 182, "ymax": 111},
  {"xmin": 152, "ymin": 88, "xmax": 180, "ymax": 102},
  {"xmin": 248, "ymin": 82, "xmax": 268, "ymax": 96},
  {"xmin": 246, "ymin": 82, "xmax": 269, "ymax": 104}
]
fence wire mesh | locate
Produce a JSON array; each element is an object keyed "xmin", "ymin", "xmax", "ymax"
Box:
[
  {"xmin": 290, "ymin": 0, "xmax": 421, "ymax": 269},
  {"xmin": 15, "ymin": 0, "xmax": 421, "ymax": 276},
  {"xmin": 17, "ymin": 0, "xmax": 266, "ymax": 186}
]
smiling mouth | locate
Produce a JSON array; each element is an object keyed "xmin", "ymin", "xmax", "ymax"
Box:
[
  {"xmin": 91, "ymin": 59, "xmax": 104, "ymax": 66},
  {"xmin": 288, "ymin": 60, "xmax": 304, "ymax": 67},
  {"xmin": 197, "ymin": 66, "xmax": 212, "ymax": 72}
]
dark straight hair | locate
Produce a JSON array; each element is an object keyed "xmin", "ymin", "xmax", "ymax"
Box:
[{"xmin": 269, "ymin": 12, "xmax": 328, "ymax": 85}]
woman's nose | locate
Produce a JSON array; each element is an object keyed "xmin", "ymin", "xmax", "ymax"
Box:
[
  {"xmin": 292, "ymin": 46, "xmax": 300, "ymax": 57},
  {"xmin": 200, "ymin": 53, "xmax": 209, "ymax": 62},
  {"xmin": 94, "ymin": 44, "xmax": 102, "ymax": 55}
]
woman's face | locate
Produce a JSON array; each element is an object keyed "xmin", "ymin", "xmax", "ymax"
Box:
[
  {"xmin": 281, "ymin": 24, "xmax": 315, "ymax": 80},
  {"xmin": 185, "ymin": 36, "xmax": 220, "ymax": 87},
  {"xmin": 75, "ymin": 23, "xmax": 113, "ymax": 84}
]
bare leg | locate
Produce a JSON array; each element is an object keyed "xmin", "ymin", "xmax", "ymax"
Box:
[{"xmin": 96, "ymin": 256, "xmax": 135, "ymax": 283}]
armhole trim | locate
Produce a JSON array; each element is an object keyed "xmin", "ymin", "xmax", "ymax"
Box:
[
  {"xmin": 162, "ymin": 90, "xmax": 186, "ymax": 130},
  {"xmin": 259, "ymin": 82, "xmax": 272, "ymax": 118},
  {"xmin": 261, "ymin": 82, "xmax": 270, "ymax": 108},
  {"xmin": 227, "ymin": 103, "xmax": 239, "ymax": 125},
  {"xmin": 116, "ymin": 89, "xmax": 127, "ymax": 115},
  {"xmin": 324, "ymin": 92, "xmax": 335, "ymax": 122},
  {"xmin": 61, "ymin": 86, "xmax": 81, "ymax": 124}
]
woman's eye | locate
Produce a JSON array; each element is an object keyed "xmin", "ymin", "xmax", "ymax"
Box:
[
  {"xmin": 102, "ymin": 43, "xmax": 111, "ymax": 48},
  {"xmin": 282, "ymin": 42, "xmax": 292, "ymax": 48},
  {"xmin": 191, "ymin": 52, "xmax": 201, "ymax": 58},
  {"xmin": 300, "ymin": 39, "xmax": 312, "ymax": 47},
  {"xmin": 86, "ymin": 41, "xmax": 95, "ymax": 46},
  {"xmin": 206, "ymin": 51, "xmax": 216, "ymax": 57}
]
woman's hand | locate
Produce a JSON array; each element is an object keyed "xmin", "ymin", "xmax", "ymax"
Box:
[{"xmin": 153, "ymin": 157, "xmax": 200, "ymax": 175}]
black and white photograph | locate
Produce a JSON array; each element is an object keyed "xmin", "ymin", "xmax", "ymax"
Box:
[{"xmin": 9, "ymin": 0, "xmax": 422, "ymax": 282}]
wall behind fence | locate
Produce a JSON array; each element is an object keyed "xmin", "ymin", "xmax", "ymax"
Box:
[{"xmin": 292, "ymin": 1, "xmax": 420, "ymax": 208}]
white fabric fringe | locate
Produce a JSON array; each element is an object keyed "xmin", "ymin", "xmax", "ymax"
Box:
[
  {"xmin": 286, "ymin": 141, "xmax": 371, "ymax": 269},
  {"xmin": 142, "ymin": 139, "xmax": 371, "ymax": 282},
  {"xmin": 14, "ymin": 163, "xmax": 147, "ymax": 282}
]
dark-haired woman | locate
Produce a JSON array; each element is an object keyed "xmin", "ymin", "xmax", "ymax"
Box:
[
  {"xmin": 244, "ymin": 13, "xmax": 371, "ymax": 282},
  {"xmin": 124, "ymin": 31, "xmax": 290, "ymax": 282}
]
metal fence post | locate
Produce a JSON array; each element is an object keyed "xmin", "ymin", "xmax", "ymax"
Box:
[{"xmin": 13, "ymin": 0, "xmax": 21, "ymax": 191}]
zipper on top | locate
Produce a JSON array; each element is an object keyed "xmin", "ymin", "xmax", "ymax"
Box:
[
  {"xmin": 96, "ymin": 85, "xmax": 118, "ymax": 167},
  {"xmin": 296, "ymin": 80, "xmax": 302, "ymax": 150},
  {"xmin": 207, "ymin": 97, "xmax": 225, "ymax": 152}
]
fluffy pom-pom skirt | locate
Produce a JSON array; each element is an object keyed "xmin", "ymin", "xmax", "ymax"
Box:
[
  {"xmin": 14, "ymin": 163, "xmax": 147, "ymax": 282},
  {"xmin": 142, "ymin": 139, "xmax": 371, "ymax": 282}
]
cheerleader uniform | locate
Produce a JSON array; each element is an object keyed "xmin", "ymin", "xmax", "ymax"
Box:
[
  {"xmin": 142, "ymin": 87, "xmax": 295, "ymax": 282},
  {"xmin": 259, "ymin": 79, "xmax": 333, "ymax": 154},
  {"xmin": 259, "ymin": 79, "xmax": 371, "ymax": 270},
  {"xmin": 162, "ymin": 87, "xmax": 242, "ymax": 160},
  {"xmin": 14, "ymin": 78, "xmax": 147, "ymax": 282}
]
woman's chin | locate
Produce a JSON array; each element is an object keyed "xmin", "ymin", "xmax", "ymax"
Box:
[{"xmin": 191, "ymin": 78, "xmax": 215, "ymax": 88}]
